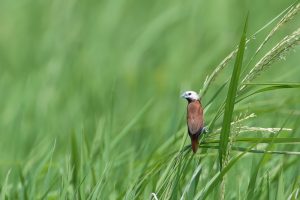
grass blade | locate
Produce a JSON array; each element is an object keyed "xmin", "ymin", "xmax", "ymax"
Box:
[
  {"xmin": 237, "ymin": 82, "xmax": 300, "ymax": 103},
  {"xmin": 1, "ymin": 169, "xmax": 11, "ymax": 200},
  {"xmin": 276, "ymin": 169, "xmax": 285, "ymax": 200},
  {"xmin": 71, "ymin": 131, "xmax": 80, "ymax": 187},
  {"xmin": 204, "ymin": 82, "xmax": 227, "ymax": 108},
  {"xmin": 180, "ymin": 165, "xmax": 202, "ymax": 200},
  {"xmin": 194, "ymin": 143, "xmax": 257, "ymax": 200},
  {"xmin": 246, "ymin": 120, "xmax": 288, "ymax": 200},
  {"xmin": 204, "ymin": 137, "xmax": 300, "ymax": 144},
  {"xmin": 200, "ymin": 145, "xmax": 300, "ymax": 155},
  {"xmin": 111, "ymin": 98, "xmax": 153, "ymax": 148},
  {"xmin": 219, "ymin": 16, "xmax": 248, "ymax": 169}
]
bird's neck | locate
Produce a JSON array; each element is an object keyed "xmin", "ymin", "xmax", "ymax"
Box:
[{"xmin": 188, "ymin": 99, "xmax": 200, "ymax": 104}]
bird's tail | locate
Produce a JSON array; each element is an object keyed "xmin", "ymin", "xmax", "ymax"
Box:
[{"xmin": 191, "ymin": 138, "xmax": 199, "ymax": 153}]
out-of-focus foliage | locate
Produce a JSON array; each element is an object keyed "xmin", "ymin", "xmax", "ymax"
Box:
[{"xmin": 0, "ymin": 0, "xmax": 299, "ymax": 199}]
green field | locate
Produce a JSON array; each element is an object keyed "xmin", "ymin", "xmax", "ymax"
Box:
[{"xmin": 1, "ymin": 0, "xmax": 300, "ymax": 199}]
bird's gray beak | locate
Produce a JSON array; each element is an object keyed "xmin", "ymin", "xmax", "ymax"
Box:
[{"xmin": 181, "ymin": 92, "xmax": 186, "ymax": 98}]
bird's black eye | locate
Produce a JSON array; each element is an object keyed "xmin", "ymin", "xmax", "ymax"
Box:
[{"xmin": 188, "ymin": 92, "xmax": 191, "ymax": 95}]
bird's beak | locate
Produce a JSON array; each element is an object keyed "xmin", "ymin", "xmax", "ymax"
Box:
[{"xmin": 181, "ymin": 92, "xmax": 186, "ymax": 99}]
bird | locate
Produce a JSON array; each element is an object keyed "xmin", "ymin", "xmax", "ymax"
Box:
[{"xmin": 181, "ymin": 91, "xmax": 204, "ymax": 153}]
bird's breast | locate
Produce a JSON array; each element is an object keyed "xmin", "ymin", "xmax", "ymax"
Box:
[{"xmin": 187, "ymin": 100, "xmax": 204, "ymax": 135}]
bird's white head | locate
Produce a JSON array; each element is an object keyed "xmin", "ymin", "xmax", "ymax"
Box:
[{"xmin": 181, "ymin": 91, "xmax": 200, "ymax": 101}]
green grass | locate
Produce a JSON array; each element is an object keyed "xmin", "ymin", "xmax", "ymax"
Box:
[
  {"xmin": 219, "ymin": 15, "xmax": 248, "ymax": 170},
  {"xmin": 0, "ymin": 0, "xmax": 300, "ymax": 199}
]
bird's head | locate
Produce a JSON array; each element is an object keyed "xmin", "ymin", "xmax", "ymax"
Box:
[{"xmin": 181, "ymin": 91, "xmax": 200, "ymax": 101}]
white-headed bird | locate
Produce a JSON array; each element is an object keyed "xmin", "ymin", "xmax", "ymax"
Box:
[{"xmin": 181, "ymin": 91, "xmax": 204, "ymax": 153}]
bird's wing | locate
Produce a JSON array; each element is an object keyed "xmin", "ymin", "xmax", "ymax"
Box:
[{"xmin": 187, "ymin": 101, "xmax": 204, "ymax": 135}]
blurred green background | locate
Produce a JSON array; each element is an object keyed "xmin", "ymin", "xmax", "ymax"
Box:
[{"xmin": 0, "ymin": 0, "xmax": 299, "ymax": 199}]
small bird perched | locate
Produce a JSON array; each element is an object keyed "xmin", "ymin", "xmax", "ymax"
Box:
[{"xmin": 181, "ymin": 91, "xmax": 204, "ymax": 153}]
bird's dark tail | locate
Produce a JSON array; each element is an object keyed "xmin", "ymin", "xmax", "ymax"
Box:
[{"xmin": 191, "ymin": 138, "xmax": 199, "ymax": 153}]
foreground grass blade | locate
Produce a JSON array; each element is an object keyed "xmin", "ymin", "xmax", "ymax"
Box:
[
  {"xmin": 1, "ymin": 169, "xmax": 11, "ymax": 200},
  {"xmin": 276, "ymin": 169, "xmax": 285, "ymax": 199},
  {"xmin": 18, "ymin": 168, "xmax": 29, "ymax": 200},
  {"xmin": 219, "ymin": 16, "xmax": 248, "ymax": 169},
  {"xmin": 71, "ymin": 131, "xmax": 80, "ymax": 187}
]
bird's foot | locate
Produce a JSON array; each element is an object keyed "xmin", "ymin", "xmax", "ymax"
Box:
[{"xmin": 202, "ymin": 126, "xmax": 209, "ymax": 134}]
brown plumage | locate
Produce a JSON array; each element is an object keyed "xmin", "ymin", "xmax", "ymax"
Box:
[
  {"xmin": 181, "ymin": 91, "xmax": 204, "ymax": 153},
  {"xmin": 187, "ymin": 100, "xmax": 203, "ymax": 153}
]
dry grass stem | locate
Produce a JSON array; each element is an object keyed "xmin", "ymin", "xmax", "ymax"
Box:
[
  {"xmin": 200, "ymin": 4, "xmax": 296, "ymax": 96},
  {"xmin": 239, "ymin": 126, "xmax": 292, "ymax": 133},
  {"xmin": 255, "ymin": 3, "xmax": 300, "ymax": 55},
  {"xmin": 214, "ymin": 113, "xmax": 256, "ymax": 133},
  {"xmin": 240, "ymin": 27, "xmax": 300, "ymax": 90}
]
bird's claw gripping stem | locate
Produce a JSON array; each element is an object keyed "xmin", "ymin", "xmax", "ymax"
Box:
[{"xmin": 202, "ymin": 126, "xmax": 209, "ymax": 134}]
